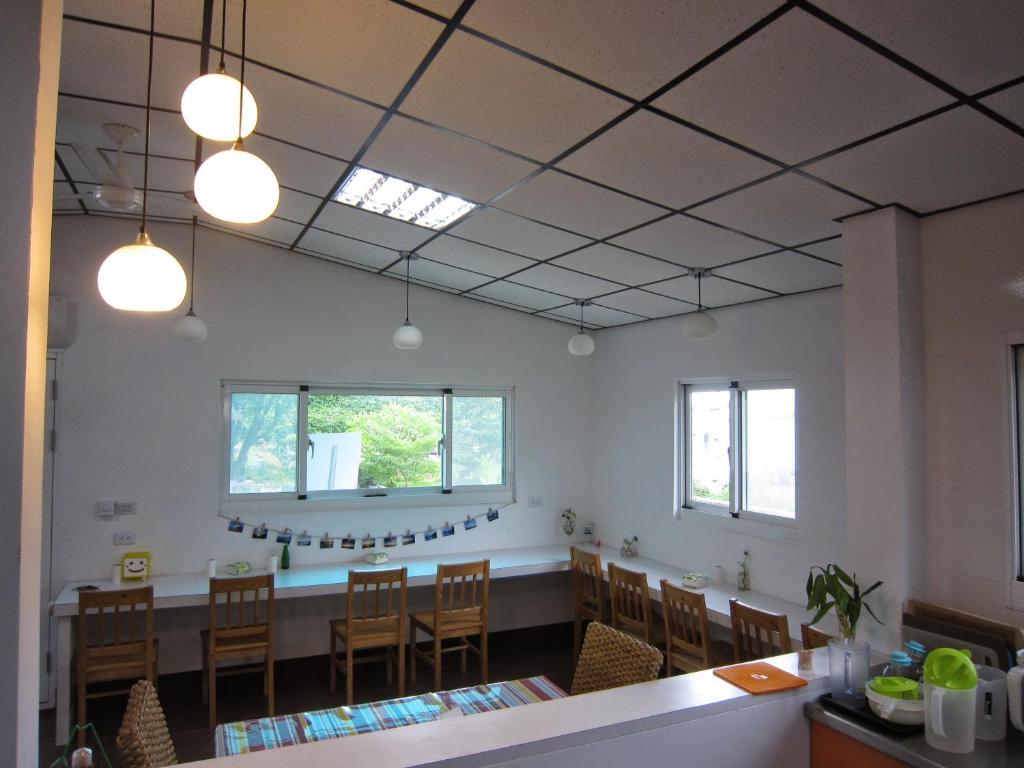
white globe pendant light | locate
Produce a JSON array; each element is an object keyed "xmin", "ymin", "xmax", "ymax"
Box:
[
  {"xmin": 192, "ymin": 0, "xmax": 279, "ymax": 224},
  {"xmin": 393, "ymin": 252, "xmax": 423, "ymax": 350},
  {"xmin": 683, "ymin": 269, "xmax": 718, "ymax": 339},
  {"xmin": 567, "ymin": 299, "xmax": 595, "ymax": 356},
  {"xmin": 97, "ymin": 0, "xmax": 186, "ymax": 313},
  {"xmin": 174, "ymin": 218, "xmax": 209, "ymax": 342},
  {"xmin": 181, "ymin": 1, "xmax": 257, "ymax": 141}
]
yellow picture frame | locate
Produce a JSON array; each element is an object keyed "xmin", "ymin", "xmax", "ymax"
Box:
[{"xmin": 121, "ymin": 551, "xmax": 152, "ymax": 581}]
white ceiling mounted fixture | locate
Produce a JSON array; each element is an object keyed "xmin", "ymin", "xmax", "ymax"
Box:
[
  {"xmin": 194, "ymin": 0, "xmax": 279, "ymax": 224},
  {"xmin": 97, "ymin": 0, "xmax": 186, "ymax": 313},
  {"xmin": 393, "ymin": 252, "xmax": 424, "ymax": 350},
  {"xmin": 181, "ymin": 0, "xmax": 257, "ymax": 142},
  {"xmin": 682, "ymin": 269, "xmax": 718, "ymax": 339},
  {"xmin": 567, "ymin": 299, "xmax": 596, "ymax": 356},
  {"xmin": 334, "ymin": 166, "xmax": 478, "ymax": 231},
  {"xmin": 174, "ymin": 217, "xmax": 209, "ymax": 342}
]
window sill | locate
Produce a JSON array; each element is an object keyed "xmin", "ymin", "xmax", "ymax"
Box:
[
  {"xmin": 676, "ymin": 507, "xmax": 799, "ymax": 543},
  {"xmin": 222, "ymin": 489, "xmax": 514, "ymax": 514}
]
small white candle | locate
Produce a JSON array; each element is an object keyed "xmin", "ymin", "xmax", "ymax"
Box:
[
  {"xmin": 206, "ymin": 559, "xmax": 216, "ymax": 578},
  {"xmin": 112, "ymin": 563, "xmax": 122, "ymax": 585},
  {"xmin": 268, "ymin": 554, "xmax": 278, "ymax": 574}
]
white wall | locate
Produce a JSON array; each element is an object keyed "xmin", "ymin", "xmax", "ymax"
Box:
[
  {"xmin": 48, "ymin": 215, "xmax": 593, "ymax": 669},
  {"xmin": 588, "ymin": 289, "xmax": 846, "ymax": 607},
  {"xmin": 921, "ymin": 192, "xmax": 1024, "ymax": 624}
]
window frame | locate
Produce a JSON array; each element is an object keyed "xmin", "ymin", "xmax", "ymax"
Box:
[
  {"xmin": 221, "ymin": 381, "xmax": 515, "ymax": 512},
  {"xmin": 679, "ymin": 379, "xmax": 798, "ymax": 527},
  {"xmin": 1009, "ymin": 343, "xmax": 1024, "ymax": 609}
]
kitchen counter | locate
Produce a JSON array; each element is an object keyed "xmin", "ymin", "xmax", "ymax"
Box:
[{"xmin": 804, "ymin": 700, "xmax": 1024, "ymax": 768}]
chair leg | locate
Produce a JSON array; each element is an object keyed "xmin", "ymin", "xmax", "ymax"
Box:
[
  {"xmin": 573, "ymin": 615, "xmax": 582, "ymax": 663},
  {"xmin": 329, "ymin": 629, "xmax": 337, "ymax": 693},
  {"xmin": 77, "ymin": 677, "xmax": 87, "ymax": 748},
  {"xmin": 460, "ymin": 638, "xmax": 468, "ymax": 674},
  {"xmin": 433, "ymin": 633, "xmax": 442, "ymax": 691},
  {"xmin": 480, "ymin": 629, "xmax": 488, "ymax": 684},
  {"xmin": 397, "ymin": 641, "xmax": 406, "ymax": 697},
  {"xmin": 201, "ymin": 640, "xmax": 209, "ymax": 704},
  {"xmin": 345, "ymin": 644, "xmax": 354, "ymax": 706},
  {"xmin": 386, "ymin": 645, "xmax": 393, "ymax": 685},
  {"xmin": 207, "ymin": 656, "xmax": 217, "ymax": 731},
  {"xmin": 266, "ymin": 652, "xmax": 275, "ymax": 716},
  {"xmin": 409, "ymin": 620, "xmax": 417, "ymax": 683}
]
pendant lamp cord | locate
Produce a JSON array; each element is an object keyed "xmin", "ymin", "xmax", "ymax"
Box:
[
  {"xmin": 189, "ymin": 216, "xmax": 198, "ymax": 313},
  {"xmin": 405, "ymin": 254, "xmax": 411, "ymax": 323},
  {"xmin": 218, "ymin": 0, "xmax": 226, "ymax": 70},
  {"xmin": 236, "ymin": 0, "xmax": 247, "ymax": 142},
  {"xmin": 140, "ymin": 0, "xmax": 156, "ymax": 234},
  {"xmin": 578, "ymin": 301, "xmax": 584, "ymax": 332},
  {"xmin": 697, "ymin": 271, "xmax": 703, "ymax": 311}
]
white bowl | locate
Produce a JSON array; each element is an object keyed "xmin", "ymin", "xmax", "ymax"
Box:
[{"xmin": 866, "ymin": 685, "xmax": 924, "ymax": 725}]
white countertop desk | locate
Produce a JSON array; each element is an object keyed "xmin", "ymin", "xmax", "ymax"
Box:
[{"xmin": 51, "ymin": 543, "xmax": 823, "ymax": 744}]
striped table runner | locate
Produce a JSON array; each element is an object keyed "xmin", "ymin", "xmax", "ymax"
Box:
[{"xmin": 214, "ymin": 676, "xmax": 567, "ymax": 757}]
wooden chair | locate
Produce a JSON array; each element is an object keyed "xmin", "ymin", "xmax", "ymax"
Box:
[
  {"xmin": 116, "ymin": 679, "xmax": 177, "ymax": 768},
  {"xmin": 730, "ymin": 599, "xmax": 792, "ymax": 662},
  {"xmin": 201, "ymin": 575, "xmax": 274, "ymax": 730},
  {"xmin": 801, "ymin": 622, "xmax": 832, "ymax": 650},
  {"xmin": 608, "ymin": 563, "xmax": 655, "ymax": 645},
  {"xmin": 77, "ymin": 586, "xmax": 157, "ymax": 745},
  {"xmin": 570, "ymin": 546, "xmax": 606, "ymax": 661},
  {"xmin": 410, "ymin": 560, "xmax": 489, "ymax": 691},
  {"xmin": 660, "ymin": 580, "xmax": 712, "ymax": 674},
  {"xmin": 329, "ymin": 567, "xmax": 408, "ymax": 704},
  {"xmin": 570, "ymin": 621, "xmax": 663, "ymax": 695}
]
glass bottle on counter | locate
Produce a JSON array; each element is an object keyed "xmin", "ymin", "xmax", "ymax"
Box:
[
  {"xmin": 882, "ymin": 651, "xmax": 915, "ymax": 679},
  {"xmin": 904, "ymin": 640, "xmax": 928, "ymax": 681}
]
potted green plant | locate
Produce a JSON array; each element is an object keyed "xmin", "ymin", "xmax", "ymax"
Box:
[{"xmin": 805, "ymin": 564, "xmax": 883, "ymax": 702}]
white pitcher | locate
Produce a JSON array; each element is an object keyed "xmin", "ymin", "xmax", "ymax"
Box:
[
  {"xmin": 923, "ymin": 648, "xmax": 978, "ymax": 754},
  {"xmin": 974, "ymin": 665, "xmax": 1007, "ymax": 741},
  {"xmin": 1009, "ymin": 649, "xmax": 1024, "ymax": 732}
]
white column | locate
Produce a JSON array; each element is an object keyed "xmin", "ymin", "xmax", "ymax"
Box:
[
  {"xmin": 0, "ymin": 0, "xmax": 62, "ymax": 763},
  {"xmin": 841, "ymin": 206, "xmax": 926, "ymax": 653}
]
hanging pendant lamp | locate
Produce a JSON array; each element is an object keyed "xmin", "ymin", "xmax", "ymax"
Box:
[
  {"xmin": 181, "ymin": 0, "xmax": 257, "ymax": 141},
  {"xmin": 194, "ymin": 0, "xmax": 279, "ymax": 224},
  {"xmin": 174, "ymin": 217, "xmax": 209, "ymax": 342},
  {"xmin": 567, "ymin": 299, "xmax": 595, "ymax": 356},
  {"xmin": 97, "ymin": 0, "xmax": 187, "ymax": 312},
  {"xmin": 393, "ymin": 252, "xmax": 423, "ymax": 350},
  {"xmin": 682, "ymin": 269, "xmax": 718, "ymax": 339}
]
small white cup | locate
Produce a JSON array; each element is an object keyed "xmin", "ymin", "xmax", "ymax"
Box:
[
  {"xmin": 268, "ymin": 554, "xmax": 278, "ymax": 574},
  {"xmin": 206, "ymin": 559, "xmax": 216, "ymax": 578},
  {"xmin": 112, "ymin": 563, "xmax": 122, "ymax": 585}
]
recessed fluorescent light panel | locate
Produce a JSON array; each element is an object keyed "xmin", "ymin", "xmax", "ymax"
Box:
[{"xmin": 333, "ymin": 167, "xmax": 477, "ymax": 230}]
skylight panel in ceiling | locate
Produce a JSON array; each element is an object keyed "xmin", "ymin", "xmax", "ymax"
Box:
[{"xmin": 333, "ymin": 167, "xmax": 477, "ymax": 230}]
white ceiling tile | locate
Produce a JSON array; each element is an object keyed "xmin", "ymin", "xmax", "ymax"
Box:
[
  {"xmin": 313, "ymin": 200, "xmax": 431, "ymax": 251},
  {"xmin": 596, "ymin": 290, "xmax": 695, "ymax": 318},
  {"xmin": 558, "ymin": 111, "xmax": 778, "ymax": 208},
  {"xmin": 55, "ymin": 144, "xmax": 95, "ymax": 186},
  {"xmin": 464, "ymin": 0, "xmax": 780, "ymax": 99},
  {"xmin": 495, "ymin": 171, "xmax": 665, "ymax": 238},
  {"xmin": 385, "ymin": 258, "xmax": 491, "ymax": 292},
  {"xmin": 446, "ymin": 208, "xmax": 592, "ymax": 259},
  {"xmin": 812, "ymin": 0, "xmax": 1024, "ymax": 93},
  {"xmin": 469, "ymin": 281, "xmax": 568, "ymax": 310},
  {"xmin": 275, "ymin": 188, "xmax": 322, "ymax": 225},
  {"xmin": 610, "ymin": 214, "xmax": 771, "ymax": 267},
  {"xmin": 534, "ymin": 311, "xmax": 595, "ymax": 329},
  {"xmin": 471, "ymin": 294, "xmax": 545, "ymax": 314},
  {"xmin": 687, "ymin": 173, "xmax": 867, "ymax": 246},
  {"xmin": 652, "ymin": 9, "xmax": 952, "ymax": 164},
  {"xmin": 646, "ymin": 274, "xmax": 774, "ymax": 307},
  {"xmin": 298, "ymin": 227, "xmax": 400, "ymax": 270},
  {"xmin": 415, "ymin": 236, "xmax": 536, "ymax": 277},
  {"xmin": 244, "ymin": 0, "xmax": 444, "ymax": 106},
  {"xmin": 509, "ymin": 264, "xmax": 622, "ymax": 299},
  {"xmin": 241, "ymin": 63, "xmax": 383, "ymax": 162},
  {"xmin": 53, "ymin": 182, "xmax": 81, "ymax": 211},
  {"xmin": 206, "ymin": 217, "xmax": 305, "ymax": 248},
  {"xmin": 231, "ymin": 134, "xmax": 346, "ymax": 199},
  {"xmin": 551, "ymin": 243, "xmax": 685, "ymax": 285},
  {"xmin": 113, "ymin": 153, "xmax": 195, "ymax": 194},
  {"xmin": 714, "ymin": 251, "xmax": 843, "ymax": 294},
  {"xmin": 64, "ymin": 0, "xmax": 206, "ymax": 40},
  {"xmin": 804, "ymin": 108, "xmax": 1024, "ymax": 214},
  {"xmin": 544, "ymin": 303, "xmax": 642, "ymax": 327},
  {"xmin": 363, "ymin": 115, "xmax": 538, "ymax": 203},
  {"xmin": 983, "ymin": 84, "xmax": 1024, "ymax": 129},
  {"xmin": 294, "ymin": 247, "xmax": 379, "ymax": 274},
  {"xmin": 799, "ymin": 238, "xmax": 843, "ymax": 265},
  {"xmin": 402, "ymin": 31, "xmax": 629, "ymax": 160}
]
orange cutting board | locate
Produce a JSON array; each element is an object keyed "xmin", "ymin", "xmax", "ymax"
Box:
[{"xmin": 713, "ymin": 661, "xmax": 808, "ymax": 694}]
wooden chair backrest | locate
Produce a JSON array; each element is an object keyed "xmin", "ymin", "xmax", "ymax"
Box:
[
  {"xmin": 801, "ymin": 622, "xmax": 832, "ymax": 650},
  {"xmin": 730, "ymin": 599, "xmax": 791, "ymax": 661},
  {"xmin": 661, "ymin": 580, "xmax": 711, "ymax": 668},
  {"xmin": 608, "ymin": 563, "xmax": 652, "ymax": 642},
  {"xmin": 434, "ymin": 560, "xmax": 489, "ymax": 625},
  {"xmin": 78, "ymin": 586, "xmax": 154, "ymax": 657},
  {"xmin": 570, "ymin": 546, "xmax": 603, "ymax": 614},
  {"xmin": 346, "ymin": 567, "xmax": 407, "ymax": 631},
  {"xmin": 570, "ymin": 622, "xmax": 663, "ymax": 696},
  {"xmin": 208, "ymin": 575, "xmax": 274, "ymax": 643}
]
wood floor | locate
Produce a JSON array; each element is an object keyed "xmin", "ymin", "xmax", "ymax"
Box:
[{"xmin": 39, "ymin": 622, "xmax": 575, "ymax": 766}]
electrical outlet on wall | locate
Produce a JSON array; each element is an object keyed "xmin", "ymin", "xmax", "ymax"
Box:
[
  {"xmin": 112, "ymin": 531, "xmax": 136, "ymax": 546},
  {"xmin": 96, "ymin": 500, "xmax": 115, "ymax": 519},
  {"xmin": 115, "ymin": 501, "xmax": 137, "ymax": 515},
  {"xmin": 528, "ymin": 496, "xmax": 543, "ymax": 508}
]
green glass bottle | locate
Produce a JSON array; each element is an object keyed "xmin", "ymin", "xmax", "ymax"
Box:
[{"xmin": 281, "ymin": 543, "xmax": 290, "ymax": 570}]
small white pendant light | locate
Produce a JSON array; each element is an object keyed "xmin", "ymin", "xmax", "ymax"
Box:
[
  {"xmin": 568, "ymin": 299, "xmax": 595, "ymax": 356},
  {"xmin": 174, "ymin": 217, "xmax": 209, "ymax": 342},
  {"xmin": 393, "ymin": 252, "xmax": 423, "ymax": 350},
  {"xmin": 181, "ymin": 0, "xmax": 257, "ymax": 141},
  {"xmin": 97, "ymin": 0, "xmax": 186, "ymax": 313},
  {"xmin": 193, "ymin": 0, "xmax": 279, "ymax": 224},
  {"xmin": 682, "ymin": 269, "xmax": 718, "ymax": 339}
]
